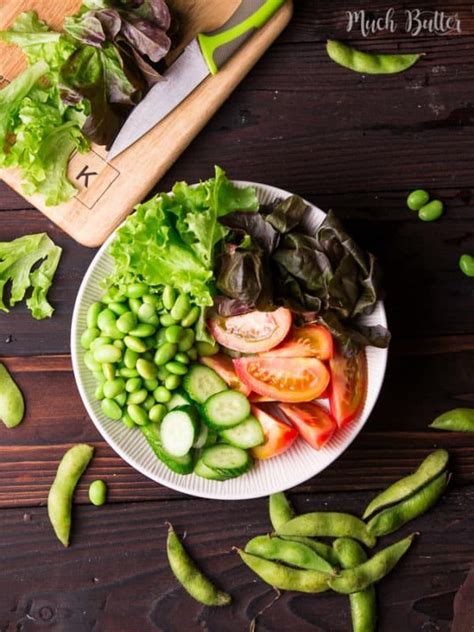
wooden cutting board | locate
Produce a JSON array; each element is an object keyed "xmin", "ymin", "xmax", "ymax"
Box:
[{"xmin": 0, "ymin": 0, "xmax": 292, "ymax": 247}]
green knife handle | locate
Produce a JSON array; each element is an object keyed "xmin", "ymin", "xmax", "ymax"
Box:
[{"xmin": 198, "ymin": 0, "xmax": 285, "ymax": 75}]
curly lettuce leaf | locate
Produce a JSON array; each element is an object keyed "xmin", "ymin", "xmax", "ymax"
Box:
[
  {"xmin": 0, "ymin": 233, "xmax": 62, "ymax": 319},
  {"xmin": 108, "ymin": 168, "xmax": 258, "ymax": 339}
]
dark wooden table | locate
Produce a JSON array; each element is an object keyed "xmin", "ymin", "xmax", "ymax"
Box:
[{"xmin": 1, "ymin": 1, "xmax": 473, "ymax": 630}]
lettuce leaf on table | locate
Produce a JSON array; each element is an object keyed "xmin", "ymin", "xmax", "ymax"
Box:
[{"xmin": 0, "ymin": 233, "xmax": 62, "ymax": 319}]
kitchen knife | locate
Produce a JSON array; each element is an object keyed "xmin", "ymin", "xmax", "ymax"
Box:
[{"xmin": 107, "ymin": 0, "xmax": 285, "ymax": 160}]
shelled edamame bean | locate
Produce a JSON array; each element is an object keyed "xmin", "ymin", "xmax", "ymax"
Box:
[{"xmin": 81, "ymin": 284, "xmax": 213, "ymax": 428}]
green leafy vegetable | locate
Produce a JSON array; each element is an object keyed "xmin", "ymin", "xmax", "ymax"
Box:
[
  {"xmin": 108, "ymin": 167, "xmax": 258, "ymax": 339},
  {"xmin": 0, "ymin": 1, "xmax": 173, "ymax": 204},
  {"xmin": 216, "ymin": 197, "xmax": 390, "ymax": 356},
  {"xmin": 0, "ymin": 233, "xmax": 62, "ymax": 319}
]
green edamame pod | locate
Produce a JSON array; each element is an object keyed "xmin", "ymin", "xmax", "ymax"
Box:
[
  {"xmin": 367, "ymin": 471, "xmax": 448, "ymax": 537},
  {"xmin": 278, "ymin": 512, "xmax": 376, "ymax": 548},
  {"xmin": 170, "ymin": 294, "xmax": 191, "ymax": 321},
  {"xmin": 459, "ymin": 254, "xmax": 474, "ymax": 277},
  {"xmin": 89, "ymin": 479, "xmax": 107, "ymax": 506},
  {"xmin": 406, "ymin": 189, "xmax": 430, "ymax": 211},
  {"xmin": 237, "ymin": 549, "xmax": 330, "ymax": 593},
  {"xmin": 181, "ymin": 306, "xmax": 200, "ymax": 328},
  {"xmin": 245, "ymin": 535, "xmax": 334, "ymax": 573},
  {"xmin": 329, "ymin": 534, "xmax": 416, "ymax": 594},
  {"xmin": 0, "ymin": 363, "xmax": 25, "ymax": 428},
  {"xmin": 87, "ymin": 302, "xmax": 103, "ymax": 328},
  {"xmin": 334, "ymin": 538, "xmax": 376, "ymax": 632},
  {"xmin": 47, "ymin": 444, "xmax": 94, "ymax": 546},
  {"xmin": 327, "ymin": 40, "xmax": 422, "ymax": 75},
  {"xmin": 282, "ymin": 536, "xmax": 340, "ymax": 568},
  {"xmin": 430, "ymin": 408, "xmax": 474, "ymax": 432},
  {"xmin": 167, "ymin": 523, "xmax": 231, "ymax": 606},
  {"xmin": 269, "ymin": 492, "xmax": 295, "ymax": 531},
  {"xmin": 418, "ymin": 200, "xmax": 444, "ymax": 222},
  {"xmin": 162, "ymin": 286, "xmax": 177, "ymax": 311},
  {"xmin": 363, "ymin": 449, "xmax": 449, "ymax": 519}
]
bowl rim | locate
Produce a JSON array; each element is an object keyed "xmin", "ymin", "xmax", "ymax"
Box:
[{"xmin": 71, "ymin": 180, "xmax": 388, "ymax": 500}]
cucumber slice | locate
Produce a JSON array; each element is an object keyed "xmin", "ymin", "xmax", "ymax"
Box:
[
  {"xmin": 203, "ymin": 390, "xmax": 250, "ymax": 430},
  {"xmin": 192, "ymin": 422, "xmax": 209, "ymax": 449},
  {"xmin": 194, "ymin": 458, "xmax": 228, "ymax": 481},
  {"xmin": 203, "ymin": 429, "xmax": 218, "ymax": 448},
  {"xmin": 141, "ymin": 424, "xmax": 194, "ymax": 475},
  {"xmin": 161, "ymin": 405, "xmax": 200, "ymax": 457},
  {"xmin": 202, "ymin": 444, "xmax": 252, "ymax": 476},
  {"xmin": 167, "ymin": 390, "xmax": 193, "ymax": 410},
  {"xmin": 220, "ymin": 415, "xmax": 264, "ymax": 449},
  {"xmin": 184, "ymin": 365, "xmax": 227, "ymax": 404}
]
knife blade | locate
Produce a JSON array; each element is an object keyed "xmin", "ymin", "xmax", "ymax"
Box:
[{"xmin": 107, "ymin": 0, "xmax": 285, "ymax": 160}]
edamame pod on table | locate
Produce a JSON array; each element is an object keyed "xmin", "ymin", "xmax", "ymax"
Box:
[
  {"xmin": 48, "ymin": 444, "xmax": 94, "ymax": 547},
  {"xmin": 237, "ymin": 549, "xmax": 330, "ymax": 593},
  {"xmin": 334, "ymin": 538, "xmax": 377, "ymax": 632},
  {"xmin": 362, "ymin": 449, "xmax": 449, "ymax": 519},
  {"xmin": 430, "ymin": 408, "xmax": 474, "ymax": 433},
  {"xmin": 367, "ymin": 471, "xmax": 448, "ymax": 537},
  {"xmin": 166, "ymin": 523, "xmax": 231, "ymax": 606},
  {"xmin": 269, "ymin": 492, "xmax": 295, "ymax": 531},
  {"xmin": 245, "ymin": 535, "xmax": 334, "ymax": 573},
  {"xmin": 0, "ymin": 363, "xmax": 25, "ymax": 428},
  {"xmin": 278, "ymin": 512, "xmax": 377, "ymax": 548},
  {"xmin": 329, "ymin": 534, "xmax": 416, "ymax": 594},
  {"xmin": 326, "ymin": 40, "xmax": 422, "ymax": 75}
]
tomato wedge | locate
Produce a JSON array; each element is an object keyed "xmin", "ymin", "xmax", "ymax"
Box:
[
  {"xmin": 329, "ymin": 349, "xmax": 367, "ymax": 428},
  {"xmin": 200, "ymin": 354, "xmax": 251, "ymax": 396},
  {"xmin": 234, "ymin": 357, "xmax": 330, "ymax": 403},
  {"xmin": 208, "ymin": 308, "xmax": 292, "ymax": 353},
  {"xmin": 251, "ymin": 406, "xmax": 298, "ymax": 460},
  {"xmin": 261, "ymin": 325, "xmax": 333, "ymax": 360},
  {"xmin": 278, "ymin": 403, "xmax": 337, "ymax": 450}
]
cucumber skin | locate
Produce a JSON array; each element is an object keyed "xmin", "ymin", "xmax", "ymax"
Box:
[
  {"xmin": 194, "ymin": 458, "xmax": 228, "ymax": 481},
  {"xmin": 202, "ymin": 445, "xmax": 252, "ymax": 477},
  {"xmin": 167, "ymin": 390, "xmax": 193, "ymax": 410},
  {"xmin": 183, "ymin": 365, "xmax": 227, "ymax": 404},
  {"xmin": 141, "ymin": 425, "xmax": 194, "ymax": 475}
]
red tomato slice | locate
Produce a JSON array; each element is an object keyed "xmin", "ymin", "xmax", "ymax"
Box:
[
  {"xmin": 278, "ymin": 403, "xmax": 337, "ymax": 450},
  {"xmin": 261, "ymin": 325, "xmax": 333, "ymax": 360},
  {"xmin": 208, "ymin": 308, "xmax": 292, "ymax": 353},
  {"xmin": 251, "ymin": 406, "xmax": 298, "ymax": 460},
  {"xmin": 200, "ymin": 354, "xmax": 251, "ymax": 396},
  {"xmin": 329, "ymin": 349, "xmax": 368, "ymax": 428},
  {"xmin": 234, "ymin": 357, "xmax": 330, "ymax": 403},
  {"xmin": 249, "ymin": 393, "xmax": 278, "ymax": 403}
]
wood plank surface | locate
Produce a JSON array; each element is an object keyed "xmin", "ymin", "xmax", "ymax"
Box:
[{"xmin": 0, "ymin": 0, "xmax": 473, "ymax": 630}]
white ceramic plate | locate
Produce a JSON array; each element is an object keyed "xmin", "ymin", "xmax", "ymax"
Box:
[{"xmin": 71, "ymin": 181, "xmax": 388, "ymax": 500}]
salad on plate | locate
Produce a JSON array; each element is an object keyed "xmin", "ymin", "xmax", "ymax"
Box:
[{"xmin": 78, "ymin": 167, "xmax": 390, "ymax": 482}]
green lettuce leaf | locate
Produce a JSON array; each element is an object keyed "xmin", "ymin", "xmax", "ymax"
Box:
[
  {"xmin": 0, "ymin": 233, "xmax": 62, "ymax": 319},
  {"xmin": 108, "ymin": 168, "xmax": 258, "ymax": 339}
]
